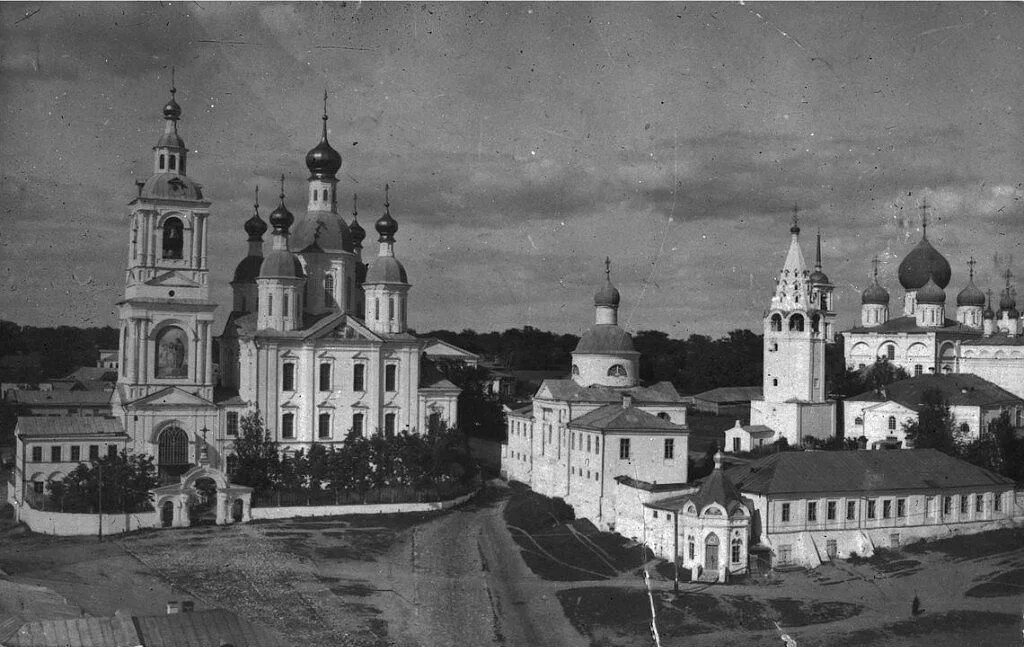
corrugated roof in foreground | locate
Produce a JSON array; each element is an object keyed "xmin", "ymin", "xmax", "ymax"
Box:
[
  {"xmin": 133, "ymin": 608, "xmax": 281, "ymax": 647},
  {"xmin": 5, "ymin": 614, "xmax": 140, "ymax": 647},
  {"xmin": 725, "ymin": 449, "xmax": 1015, "ymax": 496}
]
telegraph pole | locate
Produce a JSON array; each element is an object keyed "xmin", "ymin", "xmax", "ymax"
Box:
[
  {"xmin": 673, "ymin": 511, "xmax": 679, "ymax": 594},
  {"xmin": 97, "ymin": 462, "xmax": 103, "ymax": 543}
]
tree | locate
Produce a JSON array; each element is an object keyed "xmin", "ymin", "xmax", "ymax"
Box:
[
  {"xmin": 47, "ymin": 451, "xmax": 159, "ymax": 513},
  {"xmin": 902, "ymin": 389, "xmax": 966, "ymax": 455},
  {"xmin": 960, "ymin": 412, "xmax": 1024, "ymax": 481},
  {"xmin": 230, "ymin": 411, "xmax": 280, "ymax": 493}
]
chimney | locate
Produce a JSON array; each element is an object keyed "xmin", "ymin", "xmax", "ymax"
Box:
[
  {"xmin": 622, "ymin": 393, "xmax": 632, "ymax": 409},
  {"xmin": 166, "ymin": 601, "xmax": 180, "ymax": 615}
]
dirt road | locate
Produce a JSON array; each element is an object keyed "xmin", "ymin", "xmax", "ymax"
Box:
[{"xmin": 379, "ymin": 498, "xmax": 588, "ymax": 647}]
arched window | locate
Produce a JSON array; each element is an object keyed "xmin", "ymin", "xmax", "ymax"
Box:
[
  {"xmin": 159, "ymin": 154, "xmax": 166, "ymax": 170},
  {"xmin": 772, "ymin": 378, "xmax": 779, "ymax": 387},
  {"xmin": 608, "ymin": 364, "xmax": 627, "ymax": 377},
  {"xmin": 157, "ymin": 426, "xmax": 189, "ymax": 479},
  {"xmin": 571, "ymin": 364, "xmax": 579, "ymax": 376},
  {"xmin": 811, "ymin": 314, "xmax": 821, "ymax": 333},
  {"xmin": 854, "ymin": 417, "xmax": 863, "ymax": 426},
  {"xmin": 324, "ymin": 273, "xmax": 334, "ymax": 307},
  {"xmin": 384, "ymin": 413, "xmax": 396, "ymax": 437},
  {"xmin": 162, "ymin": 217, "xmax": 184, "ymax": 259},
  {"xmin": 389, "ymin": 296, "xmax": 395, "ymax": 321},
  {"xmin": 789, "ymin": 314, "xmax": 804, "ymax": 331},
  {"xmin": 731, "ymin": 538, "xmax": 742, "ymax": 564},
  {"xmin": 352, "ymin": 412, "xmax": 364, "ymax": 436},
  {"xmin": 770, "ymin": 314, "xmax": 783, "ymax": 332},
  {"xmin": 657, "ymin": 412, "xmax": 670, "ymax": 420},
  {"xmin": 886, "ymin": 345, "xmax": 895, "ymax": 361},
  {"xmin": 888, "ymin": 416, "xmax": 897, "ymax": 431},
  {"xmin": 168, "ymin": 155, "xmax": 176, "ymax": 171},
  {"xmin": 318, "ymin": 412, "xmax": 331, "ymax": 439},
  {"xmin": 959, "ymin": 422, "xmax": 970, "ymax": 434},
  {"xmin": 281, "ymin": 412, "xmax": 295, "ymax": 439},
  {"xmin": 688, "ymin": 536, "xmax": 695, "ymax": 560}
]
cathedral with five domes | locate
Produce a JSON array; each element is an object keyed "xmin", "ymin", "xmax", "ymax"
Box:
[{"xmin": 111, "ymin": 83, "xmax": 460, "ymax": 479}]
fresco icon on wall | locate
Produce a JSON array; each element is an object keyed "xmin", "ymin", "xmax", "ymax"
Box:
[{"xmin": 156, "ymin": 326, "xmax": 188, "ymax": 378}]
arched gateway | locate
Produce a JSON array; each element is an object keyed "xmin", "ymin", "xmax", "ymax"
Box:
[{"xmin": 150, "ymin": 464, "xmax": 253, "ymax": 529}]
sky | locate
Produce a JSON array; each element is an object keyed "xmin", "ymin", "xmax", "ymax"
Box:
[{"xmin": 1, "ymin": 2, "xmax": 1022, "ymax": 339}]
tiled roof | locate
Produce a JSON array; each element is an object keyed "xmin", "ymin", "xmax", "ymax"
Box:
[
  {"xmin": 16, "ymin": 416, "xmax": 126, "ymax": 438},
  {"xmin": 134, "ymin": 609, "xmax": 280, "ymax": 647},
  {"xmin": 569, "ymin": 403, "xmax": 686, "ymax": 432},
  {"xmin": 10, "ymin": 390, "xmax": 113, "ymax": 406},
  {"xmin": 847, "ymin": 374, "xmax": 1023, "ymax": 409},
  {"xmin": 725, "ymin": 449, "xmax": 1015, "ymax": 496},
  {"xmin": 846, "ymin": 316, "xmax": 980, "ymax": 334},
  {"xmin": 538, "ymin": 379, "xmax": 682, "ymax": 404},
  {"xmin": 692, "ymin": 386, "xmax": 762, "ymax": 403}
]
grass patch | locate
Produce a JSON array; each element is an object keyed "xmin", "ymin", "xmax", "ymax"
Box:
[
  {"xmin": 903, "ymin": 528, "xmax": 1024, "ymax": 561},
  {"xmin": 965, "ymin": 568, "xmax": 1024, "ymax": 598},
  {"xmin": 834, "ymin": 610, "xmax": 1020, "ymax": 646}
]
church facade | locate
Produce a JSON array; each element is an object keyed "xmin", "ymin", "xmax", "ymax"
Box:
[{"xmin": 109, "ymin": 83, "xmax": 459, "ymax": 480}]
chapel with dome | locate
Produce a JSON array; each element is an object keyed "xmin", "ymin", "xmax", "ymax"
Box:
[{"xmin": 110, "ymin": 82, "xmax": 461, "ymax": 477}]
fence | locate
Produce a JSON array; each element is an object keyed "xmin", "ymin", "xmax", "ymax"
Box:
[
  {"xmin": 15, "ymin": 503, "xmax": 160, "ymax": 535},
  {"xmin": 251, "ymin": 482, "xmax": 472, "ymax": 508}
]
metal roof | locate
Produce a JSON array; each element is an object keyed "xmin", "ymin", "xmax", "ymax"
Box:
[
  {"xmin": 4, "ymin": 614, "xmax": 141, "ymax": 647},
  {"xmin": 846, "ymin": 315, "xmax": 978, "ymax": 334},
  {"xmin": 725, "ymin": 449, "xmax": 1015, "ymax": 496},
  {"xmin": 10, "ymin": 390, "xmax": 113, "ymax": 406},
  {"xmin": 568, "ymin": 403, "xmax": 687, "ymax": 433},
  {"xmin": 16, "ymin": 416, "xmax": 126, "ymax": 438},
  {"xmin": 847, "ymin": 374, "xmax": 1023, "ymax": 410},
  {"xmin": 537, "ymin": 379, "xmax": 682, "ymax": 404},
  {"xmin": 692, "ymin": 386, "xmax": 762, "ymax": 403},
  {"xmin": 133, "ymin": 609, "xmax": 280, "ymax": 647}
]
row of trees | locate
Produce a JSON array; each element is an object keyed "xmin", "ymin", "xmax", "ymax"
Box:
[
  {"xmin": 0, "ymin": 321, "xmax": 120, "ymax": 382},
  {"xmin": 46, "ymin": 451, "xmax": 160, "ymax": 513}
]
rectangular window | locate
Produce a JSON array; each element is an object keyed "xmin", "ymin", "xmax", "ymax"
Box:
[
  {"xmin": 319, "ymin": 363, "xmax": 331, "ymax": 391},
  {"xmin": 975, "ymin": 495, "xmax": 983, "ymax": 513},
  {"xmin": 781, "ymin": 503, "xmax": 790, "ymax": 522},
  {"xmin": 353, "ymin": 364, "xmax": 365, "ymax": 392},
  {"xmin": 827, "ymin": 501, "xmax": 837, "ymax": 521},
  {"xmin": 619, "ymin": 438, "xmax": 630, "ymax": 460},
  {"xmin": 664, "ymin": 438, "xmax": 674, "ymax": 460},
  {"xmin": 943, "ymin": 495, "xmax": 952, "ymax": 515},
  {"xmin": 897, "ymin": 498, "xmax": 906, "ymax": 518},
  {"xmin": 733, "ymin": 437, "xmax": 741, "ymax": 452},
  {"xmin": 384, "ymin": 413, "xmax": 396, "ymax": 436},
  {"xmin": 282, "ymin": 412, "xmax": 295, "ymax": 439},
  {"xmin": 31, "ymin": 446, "xmax": 42, "ymax": 462},
  {"xmin": 51, "ymin": 446, "xmax": 61, "ymax": 463},
  {"xmin": 883, "ymin": 500, "xmax": 892, "ymax": 519},
  {"xmin": 352, "ymin": 412, "xmax": 364, "ymax": 436},
  {"xmin": 995, "ymin": 493, "xmax": 1002, "ymax": 512},
  {"xmin": 586, "ymin": 436, "xmax": 591, "ymax": 453},
  {"xmin": 108, "ymin": 445, "xmax": 118, "ymax": 458},
  {"xmin": 960, "ymin": 495, "xmax": 968, "ymax": 514},
  {"xmin": 318, "ymin": 412, "xmax": 331, "ymax": 439},
  {"xmin": 594, "ymin": 437, "xmax": 600, "ymax": 453},
  {"xmin": 89, "ymin": 445, "xmax": 99, "ymax": 460},
  {"xmin": 385, "ymin": 365, "xmax": 397, "ymax": 392},
  {"xmin": 283, "ymin": 293, "xmax": 289, "ymax": 316},
  {"xmin": 571, "ymin": 432, "xmax": 576, "ymax": 449},
  {"xmin": 70, "ymin": 446, "xmax": 80, "ymax": 461},
  {"xmin": 846, "ymin": 501, "xmax": 856, "ymax": 520},
  {"xmin": 226, "ymin": 412, "xmax": 239, "ymax": 437},
  {"xmin": 867, "ymin": 500, "xmax": 877, "ymax": 519},
  {"xmin": 282, "ymin": 362, "xmax": 295, "ymax": 391},
  {"xmin": 807, "ymin": 501, "xmax": 817, "ymax": 522}
]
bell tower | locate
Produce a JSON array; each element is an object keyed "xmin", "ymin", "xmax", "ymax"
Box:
[{"xmin": 117, "ymin": 75, "xmax": 217, "ymax": 402}]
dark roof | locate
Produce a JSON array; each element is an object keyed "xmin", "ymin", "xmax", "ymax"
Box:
[
  {"xmin": 232, "ymin": 255, "xmax": 263, "ymax": 283},
  {"xmin": 139, "ymin": 172, "xmax": 204, "ymax": 202},
  {"xmin": 3, "ymin": 614, "xmax": 140, "ymax": 647},
  {"xmin": 10, "ymin": 390, "xmax": 113, "ymax": 406},
  {"xmin": 574, "ymin": 324, "xmax": 635, "ymax": 353},
  {"xmin": 846, "ymin": 315, "xmax": 976, "ymax": 334},
  {"xmin": 364, "ymin": 255, "xmax": 408, "ymax": 284},
  {"xmin": 17, "ymin": 416, "xmax": 126, "ymax": 438},
  {"xmin": 568, "ymin": 403, "xmax": 687, "ymax": 432},
  {"xmin": 63, "ymin": 367, "xmax": 118, "ymax": 383},
  {"xmin": 651, "ymin": 465, "xmax": 746, "ymax": 514},
  {"xmin": 692, "ymin": 386, "xmax": 762, "ymax": 403},
  {"xmin": 726, "ymin": 449, "xmax": 1015, "ymax": 496},
  {"xmin": 419, "ymin": 358, "xmax": 460, "ymax": 391},
  {"xmin": 962, "ymin": 333, "xmax": 1024, "ymax": 346},
  {"xmin": 538, "ymin": 379, "xmax": 682, "ymax": 404},
  {"xmin": 613, "ymin": 475, "xmax": 691, "ymax": 493},
  {"xmin": 134, "ymin": 608, "xmax": 280, "ymax": 647},
  {"xmin": 290, "ymin": 212, "xmax": 352, "ymax": 253},
  {"xmin": 847, "ymin": 374, "xmax": 1023, "ymax": 410}
]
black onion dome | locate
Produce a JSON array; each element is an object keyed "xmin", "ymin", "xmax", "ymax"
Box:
[
  {"xmin": 594, "ymin": 280, "xmax": 620, "ymax": 308},
  {"xmin": 269, "ymin": 200, "xmax": 294, "ymax": 233},
  {"xmin": 349, "ymin": 218, "xmax": 366, "ymax": 247},
  {"xmin": 163, "ymin": 96, "xmax": 181, "ymax": 121},
  {"xmin": 861, "ymin": 281, "xmax": 890, "ymax": 305},
  {"xmin": 898, "ymin": 236, "xmax": 951, "ymax": 290},
  {"xmin": 999, "ymin": 287, "xmax": 1016, "ymax": 311},
  {"xmin": 233, "ymin": 256, "xmax": 263, "ymax": 283},
  {"xmin": 305, "ymin": 137, "xmax": 342, "ymax": 180},
  {"xmin": 984, "ymin": 306, "xmax": 995, "ymax": 320},
  {"xmin": 916, "ymin": 277, "xmax": 946, "ymax": 305},
  {"xmin": 809, "ymin": 269, "xmax": 830, "ymax": 284},
  {"xmin": 376, "ymin": 208, "xmax": 397, "ymax": 242},
  {"xmin": 956, "ymin": 281, "xmax": 986, "ymax": 307},
  {"xmin": 244, "ymin": 213, "xmax": 267, "ymax": 239}
]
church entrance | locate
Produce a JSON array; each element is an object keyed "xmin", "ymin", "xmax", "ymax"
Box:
[
  {"xmin": 157, "ymin": 427, "xmax": 190, "ymax": 482},
  {"xmin": 188, "ymin": 477, "xmax": 218, "ymax": 526},
  {"xmin": 161, "ymin": 500, "xmax": 174, "ymax": 528},
  {"xmin": 704, "ymin": 533, "xmax": 720, "ymax": 572}
]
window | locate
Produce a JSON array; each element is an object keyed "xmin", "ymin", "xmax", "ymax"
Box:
[
  {"xmin": 890, "ymin": 533, "xmax": 900, "ymax": 548},
  {"xmin": 384, "ymin": 413, "xmax": 396, "ymax": 437},
  {"xmin": 374, "ymin": 299, "xmax": 380, "ymax": 320},
  {"xmin": 897, "ymin": 499, "xmax": 906, "ymax": 518},
  {"xmin": 653, "ymin": 511, "xmax": 658, "ymax": 519},
  {"xmin": 688, "ymin": 536, "xmax": 695, "ymax": 560},
  {"xmin": 778, "ymin": 545, "xmax": 792, "ymax": 566},
  {"xmin": 959, "ymin": 422, "xmax": 970, "ymax": 434},
  {"xmin": 807, "ymin": 502, "xmax": 817, "ymax": 522},
  {"xmin": 594, "ymin": 437, "xmax": 600, "ymax": 453},
  {"xmin": 571, "ymin": 364, "xmax": 579, "ymax": 375},
  {"xmin": 781, "ymin": 503, "xmax": 790, "ymax": 522},
  {"xmin": 318, "ymin": 412, "xmax": 331, "ymax": 439},
  {"xmin": 168, "ymin": 154, "xmax": 176, "ymax": 170},
  {"xmin": 324, "ymin": 274, "xmax": 334, "ymax": 306},
  {"xmin": 586, "ymin": 436, "xmax": 592, "ymax": 452},
  {"xmin": 770, "ymin": 313, "xmax": 783, "ymax": 331},
  {"xmin": 51, "ymin": 446, "xmax": 61, "ymax": 463},
  {"xmin": 607, "ymin": 364, "xmax": 627, "ymax": 377},
  {"xmin": 319, "ymin": 363, "xmax": 331, "ymax": 391},
  {"xmin": 827, "ymin": 501, "xmax": 837, "ymax": 520},
  {"xmin": 226, "ymin": 412, "xmax": 239, "ymax": 437},
  {"xmin": 389, "ymin": 297, "xmax": 395, "ymax": 321},
  {"xmin": 282, "ymin": 363, "xmax": 295, "ymax": 391},
  {"xmin": 283, "ymin": 294, "xmax": 289, "ymax": 316},
  {"xmin": 33, "ymin": 481, "xmax": 44, "ymax": 494},
  {"xmin": 914, "ymin": 364, "xmax": 923, "ymax": 376},
  {"xmin": 943, "ymin": 496, "xmax": 952, "ymax": 515},
  {"xmin": 883, "ymin": 500, "xmax": 892, "ymax": 519},
  {"xmin": 975, "ymin": 494, "xmax": 983, "ymax": 513},
  {"xmin": 994, "ymin": 493, "xmax": 1002, "ymax": 512},
  {"xmin": 159, "ymin": 153, "xmax": 166, "ymax": 170},
  {"xmin": 846, "ymin": 501, "xmax": 856, "ymax": 520},
  {"xmin": 353, "ymin": 364, "xmax": 365, "ymax": 391},
  {"xmin": 867, "ymin": 500, "xmax": 877, "ymax": 519},
  {"xmin": 268, "ymin": 294, "xmax": 273, "ymax": 316},
  {"xmin": 571, "ymin": 433, "xmax": 576, "ymax": 450},
  {"xmin": 162, "ymin": 217, "xmax": 184, "ymax": 259},
  {"xmin": 886, "ymin": 345, "xmax": 895, "ymax": 360},
  {"xmin": 89, "ymin": 445, "xmax": 99, "ymax": 460},
  {"xmin": 664, "ymin": 438, "xmax": 674, "ymax": 459},
  {"xmin": 887, "ymin": 416, "xmax": 896, "ymax": 431},
  {"xmin": 352, "ymin": 412, "xmax": 364, "ymax": 436},
  {"xmin": 31, "ymin": 447, "xmax": 42, "ymax": 462},
  {"xmin": 772, "ymin": 378, "xmax": 779, "ymax": 387},
  {"xmin": 731, "ymin": 538, "xmax": 742, "ymax": 564},
  {"xmin": 619, "ymin": 438, "xmax": 630, "ymax": 460},
  {"xmin": 70, "ymin": 446, "xmax": 80, "ymax": 461},
  {"xmin": 108, "ymin": 445, "xmax": 118, "ymax": 458},
  {"xmin": 733, "ymin": 438, "xmax": 741, "ymax": 452},
  {"xmin": 960, "ymin": 495, "xmax": 968, "ymax": 514},
  {"xmin": 854, "ymin": 416, "xmax": 863, "ymax": 426},
  {"xmin": 282, "ymin": 413, "xmax": 295, "ymax": 439},
  {"xmin": 789, "ymin": 314, "xmax": 804, "ymax": 331},
  {"xmin": 385, "ymin": 365, "xmax": 397, "ymax": 392}
]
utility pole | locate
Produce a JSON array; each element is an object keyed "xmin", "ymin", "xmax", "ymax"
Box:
[
  {"xmin": 97, "ymin": 462, "xmax": 103, "ymax": 543},
  {"xmin": 673, "ymin": 511, "xmax": 679, "ymax": 594}
]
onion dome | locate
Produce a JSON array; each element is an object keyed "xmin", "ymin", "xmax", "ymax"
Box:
[
  {"xmin": 233, "ymin": 257, "xmax": 263, "ymax": 283},
  {"xmin": 956, "ymin": 261, "xmax": 986, "ymax": 307},
  {"xmin": 349, "ymin": 194, "xmax": 366, "ymax": 247},
  {"xmin": 575, "ymin": 325, "xmax": 635, "ymax": 353},
  {"xmin": 861, "ymin": 281, "xmax": 890, "ymax": 305},
  {"xmin": 999, "ymin": 288, "xmax": 1016, "ymax": 311},
  {"xmin": 162, "ymin": 79, "xmax": 181, "ymax": 121},
  {"xmin": 594, "ymin": 257, "xmax": 620, "ymax": 307},
  {"xmin": 916, "ymin": 277, "xmax": 946, "ymax": 305},
  {"xmin": 983, "ymin": 289, "xmax": 995, "ymax": 319},
  {"xmin": 898, "ymin": 232, "xmax": 951, "ymax": 290},
  {"xmin": 375, "ymin": 184, "xmax": 398, "ymax": 242},
  {"xmin": 258, "ymin": 250, "xmax": 304, "ymax": 279},
  {"xmin": 268, "ymin": 179, "xmax": 294, "ymax": 234},
  {"xmin": 809, "ymin": 231, "xmax": 830, "ymax": 283},
  {"xmin": 304, "ymin": 91, "xmax": 342, "ymax": 180},
  {"xmin": 244, "ymin": 187, "xmax": 267, "ymax": 240}
]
